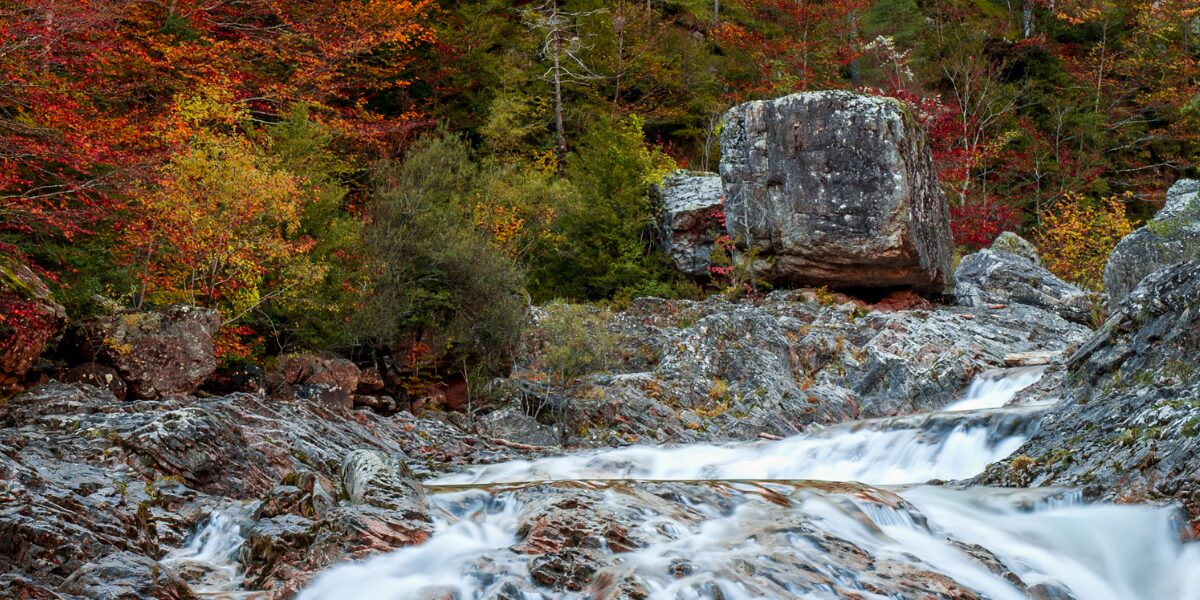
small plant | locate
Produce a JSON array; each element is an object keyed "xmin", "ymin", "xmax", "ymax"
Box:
[
  {"xmin": 1182, "ymin": 417, "xmax": 1200, "ymax": 438},
  {"xmin": 1117, "ymin": 427, "xmax": 1138, "ymax": 448},
  {"xmin": 707, "ymin": 378, "xmax": 730, "ymax": 403},
  {"xmin": 536, "ymin": 304, "xmax": 620, "ymax": 442},
  {"xmin": 813, "ymin": 286, "xmax": 837, "ymax": 306},
  {"xmin": 1010, "ymin": 454, "xmax": 1037, "ymax": 485}
]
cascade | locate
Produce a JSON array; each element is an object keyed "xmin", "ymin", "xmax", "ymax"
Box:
[{"xmin": 177, "ymin": 368, "xmax": 1200, "ymax": 599}]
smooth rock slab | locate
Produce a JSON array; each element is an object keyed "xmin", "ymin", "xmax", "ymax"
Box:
[
  {"xmin": 1104, "ymin": 179, "xmax": 1200, "ymax": 308},
  {"xmin": 719, "ymin": 91, "xmax": 953, "ymax": 292}
]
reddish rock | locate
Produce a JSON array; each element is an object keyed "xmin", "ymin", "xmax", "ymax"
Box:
[
  {"xmin": 202, "ymin": 364, "xmax": 265, "ymax": 396},
  {"xmin": 871, "ymin": 290, "xmax": 935, "ymax": 312},
  {"xmin": 0, "ymin": 257, "xmax": 67, "ymax": 393},
  {"xmin": 62, "ymin": 362, "xmax": 126, "ymax": 400},
  {"xmin": 443, "ymin": 378, "xmax": 469, "ymax": 412},
  {"xmin": 355, "ymin": 366, "xmax": 385, "ymax": 394},
  {"xmin": 65, "ymin": 305, "xmax": 219, "ymax": 399},
  {"xmin": 275, "ymin": 355, "xmax": 359, "ymax": 394}
]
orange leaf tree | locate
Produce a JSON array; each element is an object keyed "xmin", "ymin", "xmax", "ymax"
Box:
[{"xmin": 121, "ymin": 95, "xmax": 322, "ymax": 337}]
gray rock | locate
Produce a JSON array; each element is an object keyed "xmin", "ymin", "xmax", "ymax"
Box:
[
  {"xmin": 991, "ymin": 231, "xmax": 1042, "ymax": 266},
  {"xmin": 516, "ymin": 290, "xmax": 1088, "ymax": 445},
  {"xmin": 975, "ymin": 262, "xmax": 1200, "ymax": 520},
  {"xmin": 64, "ymin": 305, "xmax": 220, "ymax": 399},
  {"xmin": 1104, "ymin": 179, "xmax": 1200, "ymax": 307},
  {"xmin": 480, "ymin": 407, "xmax": 559, "ymax": 446},
  {"xmin": 719, "ymin": 91, "xmax": 952, "ymax": 292},
  {"xmin": 341, "ymin": 449, "xmax": 426, "ymax": 514},
  {"xmin": 955, "ymin": 248, "xmax": 1095, "ymax": 325},
  {"xmin": 656, "ymin": 170, "xmax": 724, "ymax": 277}
]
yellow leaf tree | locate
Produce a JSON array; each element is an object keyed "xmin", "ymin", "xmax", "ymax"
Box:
[{"xmin": 1035, "ymin": 192, "xmax": 1134, "ymax": 291}]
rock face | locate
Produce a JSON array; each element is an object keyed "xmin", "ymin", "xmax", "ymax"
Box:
[
  {"xmin": 65, "ymin": 306, "xmax": 219, "ymax": 399},
  {"xmin": 955, "ymin": 245, "xmax": 1095, "ymax": 325},
  {"xmin": 719, "ymin": 91, "xmax": 953, "ymax": 292},
  {"xmin": 656, "ymin": 170, "xmax": 724, "ymax": 277},
  {"xmin": 976, "ymin": 262, "xmax": 1200, "ymax": 520},
  {"xmin": 0, "ymin": 257, "xmax": 67, "ymax": 393},
  {"xmin": 1104, "ymin": 179, "xmax": 1200, "ymax": 307}
]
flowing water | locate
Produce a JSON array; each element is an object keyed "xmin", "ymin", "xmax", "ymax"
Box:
[{"xmin": 182, "ymin": 368, "xmax": 1200, "ymax": 599}]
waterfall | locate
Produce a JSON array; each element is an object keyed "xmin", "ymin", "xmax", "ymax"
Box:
[{"xmin": 289, "ymin": 368, "xmax": 1200, "ymax": 600}]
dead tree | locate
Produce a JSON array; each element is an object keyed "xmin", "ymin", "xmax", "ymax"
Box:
[{"xmin": 528, "ymin": 0, "xmax": 604, "ymax": 174}]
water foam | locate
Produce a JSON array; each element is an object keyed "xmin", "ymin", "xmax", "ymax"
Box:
[{"xmin": 284, "ymin": 368, "xmax": 1200, "ymax": 600}]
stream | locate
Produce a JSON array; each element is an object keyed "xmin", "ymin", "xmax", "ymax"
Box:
[{"xmin": 179, "ymin": 368, "xmax": 1200, "ymax": 599}]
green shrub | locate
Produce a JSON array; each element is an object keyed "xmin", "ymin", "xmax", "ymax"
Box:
[{"xmin": 358, "ymin": 133, "xmax": 526, "ymax": 379}]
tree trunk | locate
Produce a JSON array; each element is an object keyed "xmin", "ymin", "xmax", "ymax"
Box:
[
  {"xmin": 550, "ymin": 1, "xmax": 568, "ymax": 175},
  {"xmin": 1022, "ymin": 0, "xmax": 1035, "ymax": 38}
]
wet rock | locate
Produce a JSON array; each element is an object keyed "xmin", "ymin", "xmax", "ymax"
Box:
[
  {"xmin": 341, "ymin": 449, "xmax": 426, "ymax": 514},
  {"xmin": 0, "ymin": 256, "xmax": 67, "ymax": 393},
  {"xmin": 976, "ymin": 262, "xmax": 1200, "ymax": 518},
  {"xmin": 495, "ymin": 481, "xmax": 987, "ymax": 598},
  {"xmin": 719, "ymin": 91, "xmax": 953, "ymax": 292},
  {"xmin": 0, "ymin": 380, "xmax": 523, "ymax": 596},
  {"xmin": 1104, "ymin": 178, "xmax": 1200, "ymax": 307},
  {"xmin": 201, "ymin": 364, "xmax": 265, "ymax": 395},
  {"xmin": 528, "ymin": 548, "xmax": 605, "ymax": 591},
  {"xmin": 955, "ymin": 247, "xmax": 1095, "ymax": 325},
  {"xmin": 64, "ymin": 305, "xmax": 219, "ymax": 399},
  {"xmin": 479, "ymin": 407, "xmax": 559, "ymax": 447},
  {"xmin": 60, "ymin": 551, "xmax": 196, "ymax": 599},
  {"xmin": 62, "ymin": 362, "xmax": 127, "ymax": 400},
  {"xmin": 260, "ymin": 471, "xmax": 336, "ymax": 519},
  {"xmin": 656, "ymin": 170, "xmax": 724, "ymax": 277}
]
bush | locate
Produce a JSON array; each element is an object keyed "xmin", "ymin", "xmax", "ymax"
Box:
[
  {"xmin": 358, "ymin": 133, "xmax": 526, "ymax": 380},
  {"xmin": 1035, "ymin": 192, "xmax": 1134, "ymax": 291},
  {"xmin": 527, "ymin": 116, "xmax": 677, "ymax": 301}
]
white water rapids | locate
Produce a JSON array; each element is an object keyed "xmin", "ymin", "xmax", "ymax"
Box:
[{"xmin": 183, "ymin": 368, "xmax": 1200, "ymax": 599}]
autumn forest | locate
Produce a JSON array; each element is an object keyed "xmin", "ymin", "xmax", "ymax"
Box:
[{"xmin": 2, "ymin": 0, "xmax": 1198, "ymax": 372}]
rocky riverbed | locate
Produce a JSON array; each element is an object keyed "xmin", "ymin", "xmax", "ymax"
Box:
[{"xmin": 4, "ymin": 254, "xmax": 1200, "ymax": 598}]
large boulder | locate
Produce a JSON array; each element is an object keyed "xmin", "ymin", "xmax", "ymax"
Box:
[
  {"xmin": 955, "ymin": 244, "xmax": 1095, "ymax": 325},
  {"xmin": 64, "ymin": 305, "xmax": 219, "ymax": 399},
  {"xmin": 0, "ymin": 256, "xmax": 67, "ymax": 393},
  {"xmin": 1104, "ymin": 179, "xmax": 1200, "ymax": 307},
  {"xmin": 656, "ymin": 170, "xmax": 724, "ymax": 277},
  {"xmin": 719, "ymin": 91, "xmax": 953, "ymax": 292},
  {"xmin": 976, "ymin": 262, "xmax": 1200, "ymax": 522}
]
